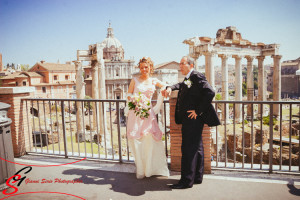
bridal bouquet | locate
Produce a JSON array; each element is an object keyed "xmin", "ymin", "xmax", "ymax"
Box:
[{"xmin": 128, "ymin": 92, "xmax": 151, "ymax": 119}]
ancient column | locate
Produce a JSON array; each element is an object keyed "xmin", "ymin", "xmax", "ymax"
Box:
[
  {"xmin": 74, "ymin": 60, "xmax": 85, "ymax": 142},
  {"xmin": 233, "ymin": 55, "xmax": 242, "ymax": 123},
  {"xmin": 257, "ymin": 56, "xmax": 265, "ymax": 118},
  {"xmin": 219, "ymin": 54, "xmax": 229, "ymax": 123},
  {"xmin": 97, "ymin": 46, "xmax": 110, "ymax": 148},
  {"xmin": 205, "ymin": 52, "xmax": 215, "ymax": 89},
  {"xmin": 91, "ymin": 60, "xmax": 99, "ymax": 130},
  {"xmin": 272, "ymin": 55, "xmax": 282, "ymax": 116},
  {"xmin": 246, "ymin": 56, "xmax": 254, "ymax": 120},
  {"xmin": 189, "ymin": 53, "xmax": 199, "ymax": 71}
]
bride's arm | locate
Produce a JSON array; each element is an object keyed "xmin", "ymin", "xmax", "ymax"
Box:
[
  {"xmin": 127, "ymin": 79, "xmax": 135, "ymax": 98},
  {"xmin": 154, "ymin": 78, "xmax": 167, "ymax": 89},
  {"xmin": 153, "ymin": 78, "xmax": 167, "ymax": 114},
  {"xmin": 124, "ymin": 79, "xmax": 135, "ymax": 116}
]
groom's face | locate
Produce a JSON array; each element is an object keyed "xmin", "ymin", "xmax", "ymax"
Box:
[{"xmin": 179, "ymin": 57, "xmax": 192, "ymax": 76}]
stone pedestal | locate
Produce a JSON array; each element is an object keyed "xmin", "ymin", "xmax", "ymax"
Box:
[
  {"xmin": 169, "ymin": 93, "xmax": 212, "ymax": 174},
  {"xmin": 0, "ymin": 87, "xmax": 35, "ymax": 157}
]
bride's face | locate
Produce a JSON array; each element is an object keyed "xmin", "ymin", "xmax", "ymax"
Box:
[{"xmin": 139, "ymin": 62, "xmax": 150, "ymax": 75}]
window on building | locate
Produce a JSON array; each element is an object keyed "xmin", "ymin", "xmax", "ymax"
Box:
[
  {"xmin": 87, "ymin": 75, "xmax": 90, "ymax": 78},
  {"xmin": 23, "ymin": 81, "xmax": 26, "ymax": 86},
  {"xmin": 73, "ymin": 86, "xmax": 76, "ymax": 90},
  {"xmin": 42, "ymin": 87, "xmax": 46, "ymax": 93},
  {"xmin": 16, "ymin": 82, "xmax": 18, "ymax": 86},
  {"xmin": 54, "ymin": 75, "xmax": 58, "ymax": 80},
  {"xmin": 65, "ymin": 75, "xmax": 69, "ymax": 80}
]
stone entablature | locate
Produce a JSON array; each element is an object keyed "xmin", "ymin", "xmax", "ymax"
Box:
[{"xmin": 184, "ymin": 27, "xmax": 280, "ymax": 59}]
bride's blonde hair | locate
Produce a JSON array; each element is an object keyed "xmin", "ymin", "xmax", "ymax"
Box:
[{"xmin": 138, "ymin": 57, "xmax": 154, "ymax": 75}]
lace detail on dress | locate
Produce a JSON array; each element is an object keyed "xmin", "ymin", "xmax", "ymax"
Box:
[{"xmin": 134, "ymin": 77, "xmax": 156, "ymax": 99}]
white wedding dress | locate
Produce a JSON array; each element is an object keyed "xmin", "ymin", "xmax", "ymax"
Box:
[{"xmin": 126, "ymin": 77, "xmax": 169, "ymax": 179}]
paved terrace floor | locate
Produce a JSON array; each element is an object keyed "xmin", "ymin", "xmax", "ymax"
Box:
[{"xmin": 0, "ymin": 155, "xmax": 300, "ymax": 200}]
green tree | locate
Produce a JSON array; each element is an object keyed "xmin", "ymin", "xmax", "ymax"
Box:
[
  {"xmin": 269, "ymin": 92, "xmax": 273, "ymax": 99},
  {"xmin": 263, "ymin": 115, "xmax": 277, "ymax": 126},
  {"xmin": 84, "ymin": 96, "xmax": 93, "ymax": 110},
  {"xmin": 21, "ymin": 64, "xmax": 30, "ymax": 71},
  {"xmin": 215, "ymin": 93, "xmax": 222, "ymax": 100}
]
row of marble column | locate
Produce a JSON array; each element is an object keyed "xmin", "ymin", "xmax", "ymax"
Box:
[
  {"xmin": 196, "ymin": 53, "xmax": 282, "ymax": 122},
  {"xmin": 73, "ymin": 59, "xmax": 109, "ymax": 145}
]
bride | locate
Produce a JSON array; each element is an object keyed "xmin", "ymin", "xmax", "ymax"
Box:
[{"xmin": 125, "ymin": 57, "xmax": 169, "ymax": 179}]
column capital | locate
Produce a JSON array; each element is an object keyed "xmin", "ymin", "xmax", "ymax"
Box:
[
  {"xmin": 218, "ymin": 54, "xmax": 229, "ymax": 59},
  {"xmin": 256, "ymin": 56, "xmax": 265, "ymax": 61},
  {"xmin": 271, "ymin": 55, "xmax": 282, "ymax": 59},
  {"xmin": 232, "ymin": 55, "xmax": 243, "ymax": 60},
  {"xmin": 245, "ymin": 55, "xmax": 254, "ymax": 62},
  {"xmin": 72, "ymin": 60, "xmax": 81, "ymax": 65}
]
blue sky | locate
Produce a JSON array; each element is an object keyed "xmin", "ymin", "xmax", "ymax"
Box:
[{"xmin": 0, "ymin": 0, "xmax": 299, "ymax": 67}]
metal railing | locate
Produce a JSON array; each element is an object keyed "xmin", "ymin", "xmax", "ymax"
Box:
[
  {"xmin": 22, "ymin": 98, "xmax": 300, "ymax": 173},
  {"xmin": 211, "ymin": 100, "xmax": 300, "ymax": 173},
  {"xmin": 23, "ymin": 98, "xmax": 170, "ymax": 163}
]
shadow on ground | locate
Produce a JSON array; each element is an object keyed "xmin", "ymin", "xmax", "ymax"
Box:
[
  {"xmin": 287, "ymin": 181, "xmax": 300, "ymax": 196},
  {"xmin": 62, "ymin": 168, "xmax": 175, "ymax": 196}
]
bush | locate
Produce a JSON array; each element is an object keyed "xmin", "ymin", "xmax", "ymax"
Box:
[
  {"xmin": 84, "ymin": 96, "xmax": 93, "ymax": 110},
  {"xmin": 263, "ymin": 115, "xmax": 277, "ymax": 126},
  {"xmin": 51, "ymin": 104, "xmax": 61, "ymax": 112},
  {"xmin": 244, "ymin": 119, "xmax": 248, "ymax": 124},
  {"xmin": 215, "ymin": 93, "xmax": 222, "ymax": 100}
]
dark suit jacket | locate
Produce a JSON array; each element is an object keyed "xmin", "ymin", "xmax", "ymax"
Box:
[{"xmin": 169, "ymin": 70, "xmax": 221, "ymax": 127}]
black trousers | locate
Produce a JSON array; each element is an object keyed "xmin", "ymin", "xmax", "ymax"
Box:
[{"xmin": 180, "ymin": 115, "xmax": 204, "ymax": 187}]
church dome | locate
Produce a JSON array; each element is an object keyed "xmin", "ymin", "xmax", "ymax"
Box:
[{"xmin": 101, "ymin": 23, "xmax": 124, "ymax": 60}]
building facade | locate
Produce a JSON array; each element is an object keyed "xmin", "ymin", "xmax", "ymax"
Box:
[
  {"xmin": 0, "ymin": 61, "xmax": 76, "ymax": 99},
  {"xmin": 84, "ymin": 24, "xmax": 135, "ymax": 99},
  {"xmin": 281, "ymin": 57, "xmax": 300, "ymax": 98}
]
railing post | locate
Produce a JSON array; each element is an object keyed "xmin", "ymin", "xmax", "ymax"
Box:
[
  {"xmin": 269, "ymin": 103, "xmax": 273, "ymax": 173},
  {"xmin": 116, "ymin": 101, "xmax": 122, "ymax": 163},
  {"xmin": 61, "ymin": 101, "xmax": 68, "ymax": 158}
]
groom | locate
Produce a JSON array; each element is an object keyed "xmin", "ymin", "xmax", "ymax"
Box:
[{"xmin": 162, "ymin": 55, "xmax": 220, "ymax": 189}]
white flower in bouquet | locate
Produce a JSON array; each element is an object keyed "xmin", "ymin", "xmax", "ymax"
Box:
[{"xmin": 128, "ymin": 92, "xmax": 151, "ymax": 119}]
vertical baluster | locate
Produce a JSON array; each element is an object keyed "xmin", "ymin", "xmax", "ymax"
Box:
[
  {"xmin": 55, "ymin": 101, "xmax": 61, "ymax": 155},
  {"xmin": 109, "ymin": 102, "xmax": 114, "ymax": 160},
  {"xmin": 269, "ymin": 103, "xmax": 273, "ymax": 173},
  {"xmin": 88, "ymin": 101, "xmax": 93, "ymax": 157},
  {"xmin": 68, "ymin": 101, "xmax": 74, "ymax": 156},
  {"xmin": 42, "ymin": 100, "xmax": 49, "ymax": 154},
  {"xmin": 61, "ymin": 101, "xmax": 68, "ymax": 158},
  {"xmin": 242, "ymin": 103, "xmax": 245, "ymax": 169},
  {"xmin": 25, "ymin": 100, "xmax": 32, "ymax": 152}
]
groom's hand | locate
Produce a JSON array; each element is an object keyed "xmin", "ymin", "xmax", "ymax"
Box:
[{"xmin": 187, "ymin": 110, "xmax": 197, "ymax": 119}]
